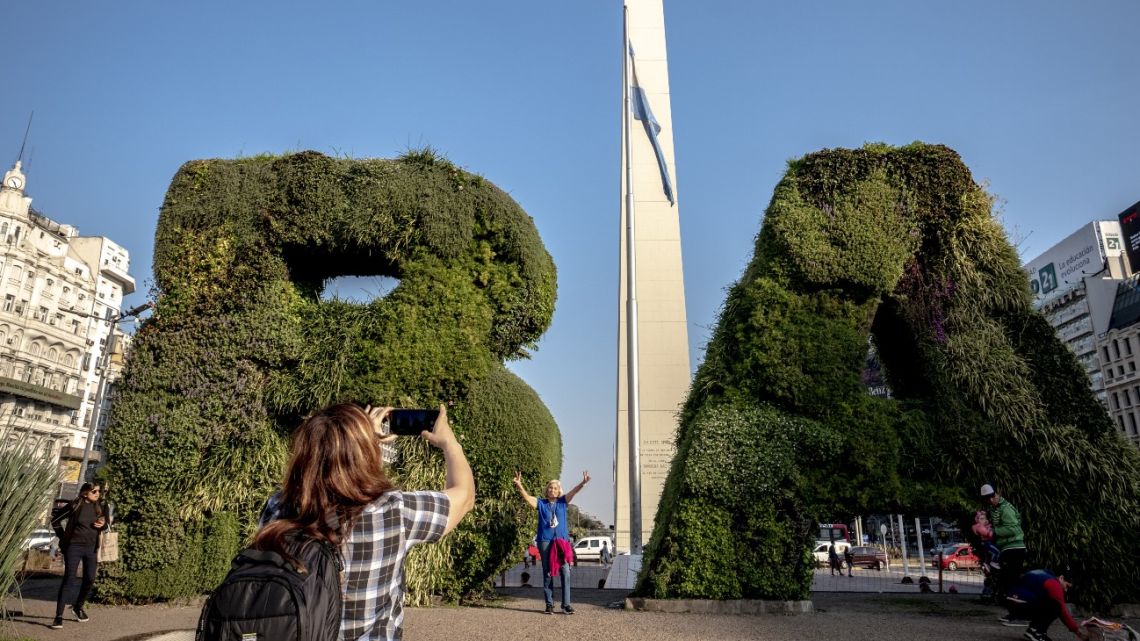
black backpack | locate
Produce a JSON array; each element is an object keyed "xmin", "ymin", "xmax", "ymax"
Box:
[{"xmin": 196, "ymin": 534, "xmax": 344, "ymax": 641}]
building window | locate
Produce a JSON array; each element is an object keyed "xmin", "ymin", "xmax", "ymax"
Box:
[
  {"xmin": 29, "ymin": 342, "xmax": 40, "ymax": 356},
  {"xmin": 47, "ymin": 348, "xmax": 57, "ymax": 362},
  {"xmin": 1114, "ymin": 339, "xmax": 1121, "ymax": 359},
  {"xmin": 53, "ymin": 313, "xmax": 62, "ymax": 326},
  {"xmin": 1104, "ymin": 346, "xmax": 1112, "ymax": 362},
  {"xmin": 14, "ymin": 300, "xmax": 25, "ymax": 315},
  {"xmin": 36, "ymin": 307, "xmax": 47, "ymax": 323},
  {"xmin": 1112, "ymin": 392, "xmax": 1120, "ymax": 410},
  {"xmin": 1130, "ymin": 413, "xmax": 1138, "ymax": 436},
  {"xmin": 1127, "ymin": 339, "xmax": 1134, "ymax": 356},
  {"xmin": 1119, "ymin": 366, "xmax": 1126, "ymax": 377},
  {"xmin": 71, "ymin": 319, "xmax": 80, "ymax": 334},
  {"xmin": 3, "ymin": 295, "xmax": 12, "ymax": 312}
]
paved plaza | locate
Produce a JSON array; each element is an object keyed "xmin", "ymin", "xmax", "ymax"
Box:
[{"xmin": 5, "ymin": 572, "xmax": 1136, "ymax": 641}]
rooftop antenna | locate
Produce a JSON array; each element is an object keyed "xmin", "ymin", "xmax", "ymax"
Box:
[{"xmin": 16, "ymin": 111, "xmax": 33, "ymax": 164}]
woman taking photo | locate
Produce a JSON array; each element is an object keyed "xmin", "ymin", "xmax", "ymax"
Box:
[
  {"xmin": 49, "ymin": 482, "xmax": 110, "ymax": 629},
  {"xmin": 256, "ymin": 403, "xmax": 474, "ymax": 640}
]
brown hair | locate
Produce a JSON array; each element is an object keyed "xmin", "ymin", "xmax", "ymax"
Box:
[
  {"xmin": 73, "ymin": 482, "xmax": 105, "ymax": 518},
  {"xmin": 254, "ymin": 403, "xmax": 394, "ymax": 557}
]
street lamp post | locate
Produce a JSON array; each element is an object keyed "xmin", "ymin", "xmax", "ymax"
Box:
[{"xmin": 75, "ymin": 302, "xmax": 151, "ymax": 483}]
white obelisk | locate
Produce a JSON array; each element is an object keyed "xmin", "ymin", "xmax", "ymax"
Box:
[{"xmin": 614, "ymin": 0, "xmax": 690, "ymax": 556}]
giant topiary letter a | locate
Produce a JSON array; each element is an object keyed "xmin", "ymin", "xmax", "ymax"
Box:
[
  {"xmin": 638, "ymin": 143, "xmax": 1140, "ymax": 608},
  {"xmin": 101, "ymin": 150, "xmax": 561, "ymax": 603}
]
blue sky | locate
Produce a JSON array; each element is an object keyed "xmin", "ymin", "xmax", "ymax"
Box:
[{"xmin": 3, "ymin": 1, "xmax": 1137, "ymax": 522}]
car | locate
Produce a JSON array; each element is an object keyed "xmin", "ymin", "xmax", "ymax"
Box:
[
  {"xmin": 846, "ymin": 546, "xmax": 888, "ymax": 570},
  {"xmin": 931, "ymin": 543, "xmax": 980, "ymax": 570},
  {"xmin": 572, "ymin": 536, "xmax": 614, "ymax": 562},
  {"xmin": 22, "ymin": 528, "xmax": 56, "ymax": 550},
  {"xmin": 811, "ymin": 540, "xmax": 851, "ymax": 566}
]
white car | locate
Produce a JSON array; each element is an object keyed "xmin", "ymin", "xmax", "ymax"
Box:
[
  {"xmin": 23, "ymin": 528, "xmax": 56, "ymax": 550},
  {"xmin": 811, "ymin": 540, "xmax": 851, "ymax": 566},
  {"xmin": 573, "ymin": 536, "xmax": 614, "ymax": 562}
]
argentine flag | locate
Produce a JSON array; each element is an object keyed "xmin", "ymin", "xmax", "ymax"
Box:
[{"xmin": 628, "ymin": 44, "xmax": 675, "ymax": 206}]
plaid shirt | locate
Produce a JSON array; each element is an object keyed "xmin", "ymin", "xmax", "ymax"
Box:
[{"xmin": 260, "ymin": 490, "xmax": 450, "ymax": 641}]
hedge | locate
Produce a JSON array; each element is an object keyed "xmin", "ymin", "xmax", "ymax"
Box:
[
  {"xmin": 637, "ymin": 143, "xmax": 1140, "ymax": 608},
  {"xmin": 101, "ymin": 150, "xmax": 561, "ymax": 603}
]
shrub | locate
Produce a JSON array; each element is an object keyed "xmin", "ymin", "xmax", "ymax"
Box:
[
  {"xmin": 0, "ymin": 423, "xmax": 59, "ymax": 614},
  {"xmin": 103, "ymin": 150, "xmax": 559, "ymax": 602},
  {"xmin": 639, "ymin": 143, "xmax": 1140, "ymax": 608}
]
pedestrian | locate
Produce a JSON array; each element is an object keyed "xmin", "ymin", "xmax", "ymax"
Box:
[
  {"xmin": 982, "ymin": 484, "xmax": 1028, "ymax": 615},
  {"xmin": 1002, "ymin": 568, "xmax": 1089, "ymax": 641},
  {"xmin": 828, "ymin": 541, "xmax": 842, "ymax": 576},
  {"xmin": 48, "ymin": 482, "xmax": 110, "ymax": 629},
  {"xmin": 844, "ymin": 546, "xmax": 855, "ymax": 577},
  {"xmin": 512, "ymin": 470, "xmax": 590, "ymax": 614},
  {"xmin": 257, "ymin": 403, "xmax": 475, "ymax": 641},
  {"xmin": 600, "ymin": 539, "xmax": 613, "ymax": 569}
]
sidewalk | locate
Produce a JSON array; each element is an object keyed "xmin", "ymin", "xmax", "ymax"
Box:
[{"xmin": 5, "ymin": 576, "xmax": 1136, "ymax": 641}]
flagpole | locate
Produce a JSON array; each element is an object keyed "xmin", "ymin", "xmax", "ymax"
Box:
[{"xmin": 622, "ymin": 2, "xmax": 644, "ymax": 555}]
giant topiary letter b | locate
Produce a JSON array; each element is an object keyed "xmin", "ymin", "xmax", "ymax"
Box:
[{"xmin": 102, "ymin": 150, "xmax": 561, "ymax": 603}]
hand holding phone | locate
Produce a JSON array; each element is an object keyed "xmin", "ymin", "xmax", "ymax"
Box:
[{"xmin": 384, "ymin": 408, "xmax": 441, "ymax": 436}]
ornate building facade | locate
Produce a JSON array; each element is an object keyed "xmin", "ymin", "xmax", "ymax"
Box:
[{"xmin": 0, "ymin": 160, "xmax": 135, "ymax": 495}]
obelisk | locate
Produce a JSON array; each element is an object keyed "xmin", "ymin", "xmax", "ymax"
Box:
[{"xmin": 614, "ymin": 0, "xmax": 690, "ymax": 554}]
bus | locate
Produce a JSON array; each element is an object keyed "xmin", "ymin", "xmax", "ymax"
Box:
[{"xmin": 819, "ymin": 523, "xmax": 850, "ymax": 543}]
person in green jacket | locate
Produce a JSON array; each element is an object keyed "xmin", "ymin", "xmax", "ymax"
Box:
[{"xmin": 982, "ymin": 483, "xmax": 1028, "ymax": 623}]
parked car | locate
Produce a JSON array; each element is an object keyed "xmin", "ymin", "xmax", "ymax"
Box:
[
  {"xmin": 811, "ymin": 540, "xmax": 851, "ymax": 567},
  {"xmin": 931, "ymin": 543, "xmax": 980, "ymax": 570},
  {"xmin": 22, "ymin": 528, "xmax": 56, "ymax": 551},
  {"xmin": 573, "ymin": 536, "xmax": 614, "ymax": 562},
  {"xmin": 846, "ymin": 546, "xmax": 887, "ymax": 570}
]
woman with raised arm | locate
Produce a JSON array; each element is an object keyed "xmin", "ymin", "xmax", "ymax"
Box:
[
  {"xmin": 257, "ymin": 403, "xmax": 475, "ymax": 640},
  {"xmin": 512, "ymin": 470, "xmax": 590, "ymax": 614}
]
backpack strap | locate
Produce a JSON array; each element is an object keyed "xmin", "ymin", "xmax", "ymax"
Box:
[{"xmin": 235, "ymin": 548, "xmax": 295, "ymax": 571}]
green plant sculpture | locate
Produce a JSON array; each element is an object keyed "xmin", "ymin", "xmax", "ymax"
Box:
[
  {"xmin": 637, "ymin": 143, "xmax": 1140, "ymax": 608},
  {"xmin": 101, "ymin": 150, "xmax": 560, "ymax": 603}
]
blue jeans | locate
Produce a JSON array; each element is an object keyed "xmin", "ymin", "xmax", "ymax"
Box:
[{"xmin": 537, "ymin": 539, "xmax": 571, "ymax": 608}]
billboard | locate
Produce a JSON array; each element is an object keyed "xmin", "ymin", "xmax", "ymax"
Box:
[
  {"xmin": 1118, "ymin": 201, "xmax": 1140, "ymax": 275},
  {"xmin": 1024, "ymin": 221, "xmax": 1121, "ymax": 306}
]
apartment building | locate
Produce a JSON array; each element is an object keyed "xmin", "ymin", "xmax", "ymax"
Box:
[{"xmin": 0, "ymin": 160, "xmax": 136, "ymax": 492}]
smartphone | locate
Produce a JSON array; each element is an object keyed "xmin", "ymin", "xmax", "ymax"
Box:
[{"xmin": 384, "ymin": 409, "xmax": 440, "ymax": 436}]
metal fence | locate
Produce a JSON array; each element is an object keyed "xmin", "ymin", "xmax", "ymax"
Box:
[{"xmin": 812, "ymin": 514, "xmax": 988, "ymax": 595}]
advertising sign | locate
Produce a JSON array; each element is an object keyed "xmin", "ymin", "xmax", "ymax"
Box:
[
  {"xmin": 1024, "ymin": 222, "xmax": 1116, "ymax": 305},
  {"xmin": 1118, "ymin": 201, "xmax": 1140, "ymax": 274}
]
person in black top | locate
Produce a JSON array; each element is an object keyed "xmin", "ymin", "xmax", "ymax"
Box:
[{"xmin": 49, "ymin": 482, "xmax": 109, "ymax": 629}]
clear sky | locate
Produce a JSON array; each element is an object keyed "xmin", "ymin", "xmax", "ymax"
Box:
[{"xmin": 3, "ymin": 1, "xmax": 1137, "ymax": 522}]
